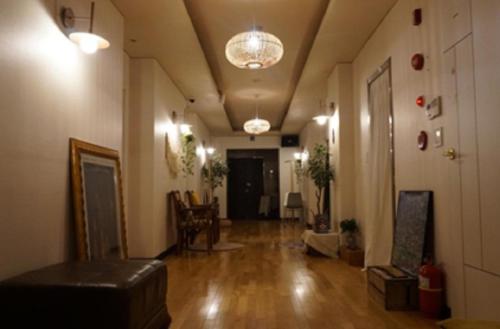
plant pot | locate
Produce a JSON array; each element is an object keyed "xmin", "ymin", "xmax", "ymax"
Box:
[
  {"xmin": 313, "ymin": 214, "xmax": 329, "ymax": 233},
  {"xmin": 344, "ymin": 232, "xmax": 357, "ymax": 250}
]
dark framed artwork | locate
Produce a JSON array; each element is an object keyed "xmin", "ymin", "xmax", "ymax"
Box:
[
  {"xmin": 70, "ymin": 138, "xmax": 128, "ymax": 261},
  {"xmin": 391, "ymin": 191, "xmax": 433, "ymax": 276}
]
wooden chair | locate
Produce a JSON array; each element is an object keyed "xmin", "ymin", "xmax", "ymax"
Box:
[
  {"xmin": 185, "ymin": 191, "xmax": 220, "ymax": 244},
  {"xmin": 169, "ymin": 191, "xmax": 213, "ymax": 254}
]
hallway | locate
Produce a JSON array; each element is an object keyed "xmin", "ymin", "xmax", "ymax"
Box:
[{"xmin": 165, "ymin": 221, "xmax": 436, "ymax": 329}]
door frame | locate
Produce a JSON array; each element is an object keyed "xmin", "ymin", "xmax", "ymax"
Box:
[
  {"xmin": 367, "ymin": 58, "xmax": 396, "ymax": 221},
  {"xmin": 226, "ymin": 148, "xmax": 281, "ymax": 219}
]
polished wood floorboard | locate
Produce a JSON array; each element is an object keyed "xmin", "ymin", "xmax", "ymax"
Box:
[{"xmin": 164, "ymin": 220, "xmax": 438, "ymax": 329}]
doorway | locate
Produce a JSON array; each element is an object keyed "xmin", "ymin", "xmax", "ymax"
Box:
[{"xmin": 227, "ymin": 149, "xmax": 280, "ymax": 219}]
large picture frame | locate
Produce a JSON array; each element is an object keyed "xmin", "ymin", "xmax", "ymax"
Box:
[{"xmin": 70, "ymin": 138, "xmax": 128, "ymax": 261}]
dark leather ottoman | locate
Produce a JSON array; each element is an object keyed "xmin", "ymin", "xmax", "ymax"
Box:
[{"xmin": 0, "ymin": 260, "xmax": 171, "ymax": 329}]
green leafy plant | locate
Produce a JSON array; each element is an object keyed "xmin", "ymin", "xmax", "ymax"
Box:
[
  {"xmin": 202, "ymin": 154, "xmax": 229, "ymax": 199},
  {"xmin": 340, "ymin": 218, "xmax": 358, "ymax": 234},
  {"xmin": 306, "ymin": 143, "xmax": 335, "ymax": 216},
  {"xmin": 180, "ymin": 133, "xmax": 196, "ymax": 176}
]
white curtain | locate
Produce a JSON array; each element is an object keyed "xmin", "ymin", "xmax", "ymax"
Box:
[{"xmin": 364, "ymin": 67, "xmax": 394, "ymax": 267}]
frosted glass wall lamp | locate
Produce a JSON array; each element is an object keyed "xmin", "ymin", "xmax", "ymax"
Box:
[
  {"xmin": 60, "ymin": 2, "xmax": 110, "ymax": 54},
  {"xmin": 205, "ymin": 147, "xmax": 216, "ymax": 155},
  {"xmin": 313, "ymin": 100, "xmax": 332, "ymax": 126}
]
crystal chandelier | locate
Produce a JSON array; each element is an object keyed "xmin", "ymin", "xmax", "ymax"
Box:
[
  {"xmin": 243, "ymin": 96, "xmax": 271, "ymax": 135},
  {"xmin": 225, "ymin": 28, "xmax": 284, "ymax": 69},
  {"xmin": 244, "ymin": 118, "xmax": 271, "ymax": 135}
]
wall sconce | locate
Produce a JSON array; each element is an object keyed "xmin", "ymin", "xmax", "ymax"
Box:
[
  {"xmin": 294, "ymin": 151, "xmax": 308, "ymax": 162},
  {"xmin": 313, "ymin": 115, "xmax": 330, "ymax": 126},
  {"xmin": 313, "ymin": 99, "xmax": 330, "ymax": 126},
  {"xmin": 60, "ymin": 1, "xmax": 110, "ymax": 54},
  {"xmin": 205, "ymin": 147, "xmax": 216, "ymax": 155},
  {"xmin": 179, "ymin": 124, "xmax": 192, "ymax": 136}
]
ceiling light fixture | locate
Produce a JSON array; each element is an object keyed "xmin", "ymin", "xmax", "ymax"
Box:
[
  {"xmin": 225, "ymin": 27, "xmax": 284, "ymax": 70},
  {"xmin": 60, "ymin": 2, "xmax": 110, "ymax": 54},
  {"xmin": 244, "ymin": 95, "xmax": 271, "ymax": 135}
]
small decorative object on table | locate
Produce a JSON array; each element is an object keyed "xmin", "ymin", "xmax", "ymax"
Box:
[{"xmin": 306, "ymin": 143, "xmax": 335, "ymax": 233}]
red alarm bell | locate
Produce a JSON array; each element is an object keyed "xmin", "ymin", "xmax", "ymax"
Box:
[
  {"xmin": 416, "ymin": 96, "xmax": 426, "ymax": 107},
  {"xmin": 412, "ymin": 54, "xmax": 425, "ymax": 71},
  {"xmin": 418, "ymin": 131, "xmax": 428, "ymax": 150},
  {"xmin": 413, "ymin": 8, "xmax": 422, "ymax": 26}
]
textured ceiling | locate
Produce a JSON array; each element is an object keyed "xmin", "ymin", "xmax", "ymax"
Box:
[
  {"xmin": 112, "ymin": 0, "xmax": 397, "ymax": 136},
  {"xmin": 112, "ymin": 0, "xmax": 233, "ymax": 135},
  {"xmin": 184, "ymin": 0, "xmax": 329, "ymax": 131}
]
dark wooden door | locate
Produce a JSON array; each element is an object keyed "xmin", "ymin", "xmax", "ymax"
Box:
[{"xmin": 227, "ymin": 158, "xmax": 264, "ymax": 219}]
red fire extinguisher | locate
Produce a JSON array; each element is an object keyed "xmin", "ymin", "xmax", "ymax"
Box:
[{"xmin": 419, "ymin": 259, "xmax": 443, "ymax": 318}]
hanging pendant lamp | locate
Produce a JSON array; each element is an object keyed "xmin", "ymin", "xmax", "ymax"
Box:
[
  {"xmin": 243, "ymin": 96, "xmax": 271, "ymax": 135},
  {"xmin": 225, "ymin": 27, "xmax": 284, "ymax": 70}
]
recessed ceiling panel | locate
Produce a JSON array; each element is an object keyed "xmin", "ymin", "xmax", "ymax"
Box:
[{"xmin": 184, "ymin": 0, "xmax": 330, "ymax": 131}]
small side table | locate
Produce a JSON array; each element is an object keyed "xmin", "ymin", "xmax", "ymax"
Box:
[
  {"xmin": 301, "ymin": 230, "xmax": 339, "ymax": 258},
  {"xmin": 339, "ymin": 246, "xmax": 364, "ymax": 267}
]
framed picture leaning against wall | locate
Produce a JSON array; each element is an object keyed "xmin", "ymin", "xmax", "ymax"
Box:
[{"xmin": 70, "ymin": 138, "xmax": 128, "ymax": 261}]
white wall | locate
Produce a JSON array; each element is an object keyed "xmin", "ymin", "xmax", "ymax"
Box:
[
  {"xmin": 0, "ymin": 0, "xmax": 124, "ymax": 279},
  {"xmin": 127, "ymin": 58, "xmax": 210, "ymax": 257},
  {"xmin": 343, "ymin": 0, "xmax": 500, "ymax": 320},
  {"xmin": 350, "ymin": 0, "xmax": 467, "ymax": 315},
  {"xmin": 212, "ymin": 136, "xmax": 299, "ymax": 219},
  {"xmin": 326, "ymin": 64, "xmax": 356, "ymax": 232}
]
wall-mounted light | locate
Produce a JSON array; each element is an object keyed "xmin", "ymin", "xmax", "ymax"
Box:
[
  {"xmin": 179, "ymin": 124, "xmax": 192, "ymax": 136},
  {"xmin": 60, "ymin": 2, "xmax": 110, "ymax": 54},
  {"xmin": 313, "ymin": 100, "xmax": 330, "ymax": 126},
  {"xmin": 313, "ymin": 115, "xmax": 330, "ymax": 126},
  {"xmin": 294, "ymin": 151, "xmax": 308, "ymax": 162},
  {"xmin": 206, "ymin": 147, "xmax": 216, "ymax": 155}
]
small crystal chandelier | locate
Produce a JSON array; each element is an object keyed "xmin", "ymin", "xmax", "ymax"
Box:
[
  {"xmin": 243, "ymin": 96, "xmax": 271, "ymax": 135},
  {"xmin": 225, "ymin": 27, "xmax": 284, "ymax": 70}
]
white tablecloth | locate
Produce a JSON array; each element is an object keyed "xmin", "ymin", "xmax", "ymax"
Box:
[{"xmin": 301, "ymin": 230, "xmax": 340, "ymax": 258}]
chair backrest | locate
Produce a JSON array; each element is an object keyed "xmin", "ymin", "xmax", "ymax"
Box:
[
  {"xmin": 185, "ymin": 190, "xmax": 203, "ymax": 207},
  {"xmin": 170, "ymin": 191, "xmax": 187, "ymax": 222},
  {"xmin": 284, "ymin": 192, "xmax": 303, "ymax": 208}
]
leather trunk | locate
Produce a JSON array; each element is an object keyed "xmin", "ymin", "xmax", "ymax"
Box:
[{"xmin": 0, "ymin": 260, "xmax": 171, "ymax": 329}]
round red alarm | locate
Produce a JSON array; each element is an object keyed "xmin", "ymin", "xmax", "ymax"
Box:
[
  {"xmin": 416, "ymin": 96, "xmax": 426, "ymax": 107},
  {"xmin": 412, "ymin": 53, "xmax": 425, "ymax": 70}
]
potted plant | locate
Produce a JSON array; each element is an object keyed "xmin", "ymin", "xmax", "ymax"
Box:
[
  {"xmin": 180, "ymin": 133, "xmax": 196, "ymax": 177},
  {"xmin": 201, "ymin": 153, "xmax": 229, "ymax": 202},
  {"xmin": 340, "ymin": 218, "xmax": 359, "ymax": 250},
  {"xmin": 306, "ymin": 143, "xmax": 334, "ymax": 233}
]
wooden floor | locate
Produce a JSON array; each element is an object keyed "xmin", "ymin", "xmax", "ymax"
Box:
[{"xmin": 164, "ymin": 220, "xmax": 438, "ymax": 329}]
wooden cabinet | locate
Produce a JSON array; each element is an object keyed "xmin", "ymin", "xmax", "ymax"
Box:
[{"xmin": 367, "ymin": 266, "xmax": 418, "ymax": 311}]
